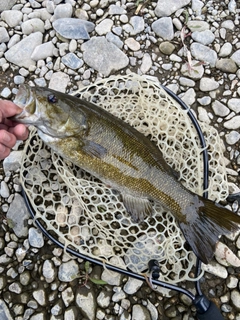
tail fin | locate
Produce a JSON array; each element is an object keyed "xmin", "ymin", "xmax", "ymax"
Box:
[{"xmin": 179, "ymin": 197, "xmax": 240, "ymax": 264}]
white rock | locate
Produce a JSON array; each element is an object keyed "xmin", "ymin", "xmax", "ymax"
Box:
[
  {"xmin": 198, "ymin": 107, "xmax": 211, "ymax": 124},
  {"xmin": 231, "ymin": 50, "xmax": 240, "ymax": 66},
  {"xmin": 0, "ymin": 27, "xmax": 9, "ymax": 43},
  {"xmin": 123, "ymin": 278, "xmax": 143, "ymax": 295},
  {"xmin": 28, "ymin": 227, "xmax": 44, "ymax": 248},
  {"xmin": 215, "ymin": 242, "xmax": 240, "ymax": 267},
  {"xmin": 1, "ymin": 10, "xmax": 23, "ymax": 27},
  {"xmin": 5, "ymin": 32, "xmax": 43, "ymax": 68},
  {"xmin": 0, "ymin": 181, "xmax": 10, "ymax": 198},
  {"xmin": 227, "ymin": 98, "xmax": 240, "ymax": 113},
  {"xmin": 155, "ymin": 0, "xmax": 191, "ymax": 17},
  {"xmin": 180, "ymin": 88, "xmax": 196, "ymax": 106},
  {"xmin": 95, "ymin": 19, "xmax": 113, "ymax": 35},
  {"xmin": 225, "ymin": 131, "xmax": 240, "ymax": 145},
  {"xmin": 52, "ymin": 3, "xmax": 73, "ymax": 20},
  {"xmin": 21, "ymin": 18, "xmax": 45, "ymax": 35},
  {"xmin": 132, "ymin": 304, "xmax": 151, "ymax": 320},
  {"xmin": 49, "ymin": 71, "xmax": 70, "ymax": 92},
  {"xmin": 191, "ymin": 43, "xmax": 217, "ymax": 67},
  {"xmin": 140, "ymin": 53, "xmax": 152, "ymax": 73},
  {"xmin": 212, "ymin": 100, "xmax": 229, "ymax": 117},
  {"xmin": 125, "ymin": 38, "xmax": 140, "ymax": 51},
  {"xmin": 231, "ymin": 290, "xmax": 240, "ymax": 310},
  {"xmin": 202, "ymin": 261, "xmax": 228, "ymax": 278},
  {"xmin": 224, "ymin": 115, "xmax": 240, "ymax": 130},
  {"xmin": 219, "ymin": 43, "xmax": 233, "ymax": 57},
  {"xmin": 58, "ymin": 260, "xmax": 79, "ymax": 282},
  {"xmin": 199, "ymin": 77, "xmax": 219, "ymax": 91},
  {"xmin": 191, "ymin": 30, "xmax": 215, "ymax": 45}
]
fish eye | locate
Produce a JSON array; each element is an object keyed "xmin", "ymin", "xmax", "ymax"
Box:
[{"xmin": 48, "ymin": 94, "xmax": 58, "ymax": 103}]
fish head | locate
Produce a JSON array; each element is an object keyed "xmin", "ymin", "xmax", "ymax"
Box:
[{"xmin": 13, "ymin": 84, "xmax": 83, "ymax": 139}]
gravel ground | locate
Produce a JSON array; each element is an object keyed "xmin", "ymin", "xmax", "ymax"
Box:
[{"xmin": 1, "ymin": 0, "xmax": 240, "ymax": 319}]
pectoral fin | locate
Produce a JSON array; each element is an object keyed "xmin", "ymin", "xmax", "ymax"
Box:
[
  {"xmin": 122, "ymin": 194, "xmax": 152, "ymax": 222},
  {"xmin": 82, "ymin": 140, "xmax": 107, "ymax": 158}
]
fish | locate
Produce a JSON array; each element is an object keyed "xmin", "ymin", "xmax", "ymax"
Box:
[{"xmin": 12, "ymin": 84, "xmax": 240, "ymax": 264}]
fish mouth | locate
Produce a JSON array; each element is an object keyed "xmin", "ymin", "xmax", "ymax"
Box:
[{"xmin": 12, "ymin": 84, "xmax": 36, "ymax": 124}]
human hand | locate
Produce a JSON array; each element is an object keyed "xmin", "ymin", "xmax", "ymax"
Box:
[{"xmin": 0, "ymin": 100, "xmax": 29, "ymax": 160}]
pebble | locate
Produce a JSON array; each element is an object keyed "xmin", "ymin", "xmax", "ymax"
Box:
[
  {"xmin": 187, "ymin": 20, "xmax": 209, "ymax": 32},
  {"xmin": 123, "ymin": 16, "xmax": 144, "ymax": 36},
  {"xmin": 6, "ymin": 194, "xmax": 30, "ymax": 238},
  {"xmin": 228, "ymin": 98, "xmax": 240, "ymax": 113},
  {"xmin": 0, "ymin": 27, "xmax": 9, "ymax": 43},
  {"xmin": 58, "ymin": 260, "xmax": 79, "ymax": 282},
  {"xmin": 159, "ymin": 41, "xmax": 175, "ymax": 55},
  {"xmin": 219, "ymin": 43, "xmax": 233, "ymax": 57},
  {"xmin": 199, "ymin": 77, "xmax": 219, "ymax": 91},
  {"xmin": 216, "ymin": 58, "xmax": 237, "ymax": 73},
  {"xmin": 49, "ymin": 71, "xmax": 70, "ymax": 92},
  {"xmin": 224, "ymin": 116, "xmax": 240, "ymax": 130},
  {"xmin": 5, "ymin": 32, "xmax": 43, "ymax": 68},
  {"xmin": 97, "ymin": 291, "xmax": 111, "ymax": 308},
  {"xmin": 33, "ymin": 289, "xmax": 47, "ymax": 306},
  {"xmin": 225, "ymin": 131, "xmax": 240, "ymax": 145},
  {"xmin": 190, "ymin": 43, "xmax": 218, "ymax": 67},
  {"xmin": 28, "ymin": 227, "xmax": 44, "ymax": 248},
  {"xmin": 212, "ymin": 101, "xmax": 230, "ymax": 117},
  {"xmin": 31, "ymin": 41, "xmax": 56, "ymax": 61},
  {"xmin": 180, "ymin": 60, "xmax": 204, "ymax": 79},
  {"xmin": 95, "ymin": 19, "xmax": 113, "ymax": 35},
  {"xmin": 53, "ymin": 18, "xmax": 95, "ymax": 40},
  {"xmin": 3, "ymin": 151, "xmax": 23, "ymax": 172},
  {"xmin": 155, "ymin": 0, "xmax": 191, "ymax": 17},
  {"xmin": 152, "ymin": 17, "xmax": 174, "ymax": 41},
  {"xmin": 0, "ymin": 87, "xmax": 11, "ymax": 98},
  {"xmin": 125, "ymin": 38, "xmax": 140, "ymax": 51},
  {"xmin": 1, "ymin": 10, "xmax": 23, "ymax": 27},
  {"xmin": 231, "ymin": 290, "xmax": 240, "ymax": 311},
  {"xmin": 52, "ymin": 3, "xmax": 73, "ymax": 20},
  {"xmin": 76, "ymin": 286, "xmax": 96, "ymax": 320},
  {"xmin": 231, "ymin": 50, "xmax": 240, "ymax": 66},
  {"xmin": 191, "ymin": 30, "xmax": 215, "ymax": 45},
  {"xmin": 140, "ymin": 53, "xmax": 152, "ymax": 73},
  {"xmin": 0, "ymin": 181, "xmax": 10, "ymax": 198},
  {"xmin": 132, "ymin": 304, "xmax": 151, "ymax": 320},
  {"xmin": 21, "ymin": 18, "xmax": 45, "ymax": 35},
  {"xmin": 179, "ymin": 77, "xmax": 195, "ymax": 87},
  {"xmin": 82, "ymin": 37, "xmax": 129, "ymax": 76},
  {"xmin": 123, "ymin": 278, "xmax": 143, "ymax": 295},
  {"xmin": 61, "ymin": 53, "xmax": 83, "ymax": 69},
  {"xmin": 0, "ymin": 0, "xmax": 17, "ymax": 12}
]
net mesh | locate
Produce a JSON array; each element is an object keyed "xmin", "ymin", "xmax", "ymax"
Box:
[{"xmin": 20, "ymin": 74, "xmax": 228, "ymax": 284}]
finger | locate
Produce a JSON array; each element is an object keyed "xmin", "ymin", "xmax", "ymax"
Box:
[
  {"xmin": 0, "ymin": 143, "xmax": 10, "ymax": 160},
  {"xmin": 0, "ymin": 100, "xmax": 23, "ymax": 121},
  {"xmin": 0, "ymin": 129, "xmax": 17, "ymax": 149},
  {"xmin": 9, "ymin": 124, "xmax": 29, "ymax": 141}
]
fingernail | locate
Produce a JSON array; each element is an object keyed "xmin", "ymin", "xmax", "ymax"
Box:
[{"xmin": 3, "ymin": 133, "xmax": 11, "ymax": 143}]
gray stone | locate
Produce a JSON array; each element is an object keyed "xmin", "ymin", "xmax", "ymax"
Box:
[
  {"xmin": 199, "ymin": 77, "xmax": 219, "ymax": 91},
  {"xmin": 3, "ymin": 151, "xmax": 23, "ymax": 172},
  {"xmin": 216, "ymin": 59, "xmax": 237, "ymax": 73},
  {"xmin": 53, "ymin": 18, "xmax": 95, "ymax": 40},
  {"xmin": 190, "ymin": 43, "xmax": 217, "ymax": 67},
  {"xmin": 140, "ymin": 53, "xmax": 152, "ymax": 73},
  {"xmin": 82, "ymin": 37, "xmax": 129, "ymax": 76},
  {"xmin": 64, "ymin": 307, "xmax": 78, "ymax": 320},
  {"xmin": 197, "ymin": 96, "xmax": 211, "ymax": 106},
  {"xmin": 95, "ymin": 19, "xmax": 113, "ymax": 35},
  {"xmin": 14, "ymin": 75, "xmax": 25, "ymax": 85},
  {"xmin": 132, "ymin": 304, "xmax": 151, "ymax": 320},
  {"xmin": 61, "ymin": 53, "xmax": 83, "ymax": 69},
  {"xmin": 212, "ymin": 101, "xmax": 230, "ymax": 117},
  {"xmin": 155, "ymin": 0, "xmax": 190, "ymax": 17},
  {"xmin": 106, "ymin": 32, "xmax": 123, "ymax": 49},
  {"xmin": 109, "ymin": 4, "xmax": 127, "ymax": 15},
  {"xmin": 180, "ymin": 60, "xmax": 204, "ymax": 79},
  {"xmin": 7, "ymin": 34, "xmax": 21, "ymax": 49},
  {"xmin": 31, "ymin": 41, "xmax": 56, "ymax": 61},
  {"xmin": 198, "ymin": 107, "xmax": 211, "ymax": 124},
  {"xmin": 123, "ymin": 16, "xmax": 144, "ymax": 35},
  {"xmin": 123, "ymin": 278, "xmax": 143, "ymax": 295},
  {"xmin": 191, "ymin": 30, "xmax": 215, "ymax": 45},
  {"xmin": 62, "ymin": 288, "xmax": 74, "ymax": 307},
  {"xmin": 52, "ymin": 3, "xmax": 73, "ymax": 20},
  {"xmin": 187, "ymin": 20, "xmax": 209, "ymax": 32},
  {"xmin": 0, "ymin": 27, "xmax": 9, "ymax": 43},
  {"xmin": 76, "ymin": 286, "xmax": 96, "ymax": 320},
  {"xmin": 49, "ymin": 72, "xmax": 70, "ymax": 93},
  {"xmin": 179, "ymin": 77, "xmax": 195, "ymax": 87},
  {"xmin": 21, "ymin": 18, "xmax": 45, "ymax": 35},
  {"xmin": 231, "ymin": 50, "xmax": 240, "ymax": 66},
  {"xmin": 5, "ymin": 32, "xmax": 43, "ymax": 68},
  {"xmin": 125, "ymin": 37, "xmax": 140, "ymax": 51},
  {"xmin": 42, "ymin": 260, "xmax": 56, "ymax": 283},
  {"xmin": 192, "ymin": 0, "xmax": 204, "ymax": 15},
  {"xmin": 33, "ymin": 289, "xmax": 46, "ymax": 306},
  {"xmin": 97, "ymin": 291, "xmax": 111, "ymax": 308},
  {"xmin": 228, "ymin": 98, "xmax": 240, "ymax": 113},
  {"xmin": 28, "ymin": 227, "xmax": 44, "ymax": 248},
  {"xmin": 1, "ymin": 10, "xmax": 23, "ymax": 27},
  {"xmin": 231, "ymin": 290, "xmax": 240, "ymax": 311},
  {"xmin": 0, "ymin": 299, "xmax": 14, "ymax": 320},
  {"xmin": 221, "ymin": 20, "xmax": 235, "ymax": 30},
  {"xmin": 224, "ymin": 116, "xmax": 240, "ymax": 130},
  {"xmin": 219, "ymin": 43, "xmax": 233, "ymax": 57},
  {"xmin": 29, "ymin": 0, "xmax": 41, "ymax": 9},
  {"xmin": 0, "ymin": 0, "xmax": 17, "ymax": 12},
  {"xmin": 1, "ymin": 87, "xmax": 11, "ymax": 98},
  {"xmin": 152, "ymin": 17, "xmax": 174, "ymax": 41},
  {"xmin": 0, "ymin": 181, "xmax": 10, "ymax": 198},
  {"xmin": 6, "ymin": 193, "xmax": 30, "ymax": 238},
  {"xmin": 58, "ymin": 260, "xmax": 79, "ymax": 282},
  {"xmin": 159, "ymin": 41, "xmax": 175, "ymax": 55},
  {"xmin": 180, "ymin": 88, "xmax": 196, "ymax": 106}
]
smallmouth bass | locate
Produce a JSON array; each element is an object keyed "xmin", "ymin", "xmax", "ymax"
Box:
[{"xmin": 12, "ymin": 84, "xmax": 240, "ymax": 264}]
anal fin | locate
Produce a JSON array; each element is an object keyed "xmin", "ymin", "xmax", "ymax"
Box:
[{"xmin": 122, "ymin": 194, "xmax": 152, "ymax": 223}]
